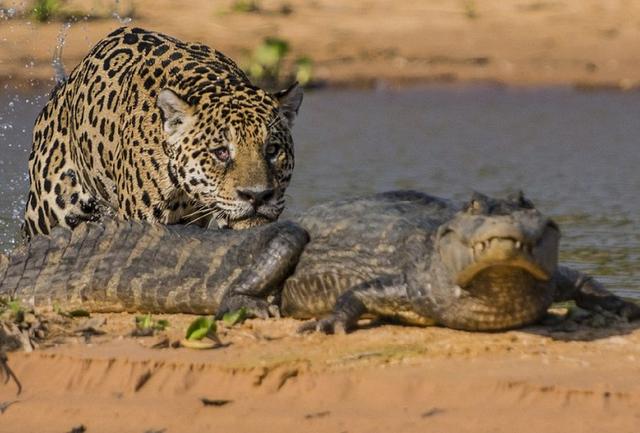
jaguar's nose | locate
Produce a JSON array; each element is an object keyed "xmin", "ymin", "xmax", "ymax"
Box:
[{"xmin": 236, "ymin": 187, "xmax": 275, "ymax": 209}]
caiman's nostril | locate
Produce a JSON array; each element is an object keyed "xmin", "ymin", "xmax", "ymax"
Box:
[{"xmin": 236, "ymin": 188, "xmax": 275, "ymax": 208}]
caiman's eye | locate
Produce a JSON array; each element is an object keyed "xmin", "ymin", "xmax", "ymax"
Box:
[
  {"xmin": 212, "ymin": 146, "xmax": 230, "ymax": 162},
  {"xmin": 265, "ymin": 144, "xmax": 279, "ymax": 158}
]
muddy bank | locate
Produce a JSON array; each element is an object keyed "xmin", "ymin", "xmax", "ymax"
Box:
[
  {"xmin": 1, "ymin": 314, "xmax": 640, "ymax": 432},
  {"xmin": 2, "ymin": 0, "xmax": 640, "ymax": 90}
]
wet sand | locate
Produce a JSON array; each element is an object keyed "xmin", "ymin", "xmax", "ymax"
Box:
[
  {"xmin": 2, "ymin": 0, "xmax": 640, "ymax": 89},
  {"xmin": 1, "ymin": 314, "xmax": 640, "ymax": 432}
]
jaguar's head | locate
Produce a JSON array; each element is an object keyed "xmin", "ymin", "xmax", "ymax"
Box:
[{"xmin": 157, "ymin": 82, "xmax": 302, "ymax": 229}]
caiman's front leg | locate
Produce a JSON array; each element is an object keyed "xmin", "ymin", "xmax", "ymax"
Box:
[
  {"xmin": 553, "ymin": 266, "xmax": 640, "ymax": 320},
  {"xmin": 216, "ymin": 224, "xmax": 309, "ymax": 319},
  {"xmin": 299, "ymin": 276, "xmax": 433, "ymax": 334}
]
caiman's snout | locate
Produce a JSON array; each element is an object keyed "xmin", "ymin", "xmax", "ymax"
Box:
[
  {"xmin": 456, "ymin": 219, "xmax": 559, "ymax": 286},
  {"xmin": 437, "ymin": 192, "xmax": 560, "ymax": 288}
]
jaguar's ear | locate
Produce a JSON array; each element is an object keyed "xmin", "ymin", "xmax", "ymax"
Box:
[
  {"xmin": 157, "ymin": 89, "xmax": 191, "ymax": 136},
  {"xmin": 274, "ymin": 82, "xmax": 303, "ymax": 128}
]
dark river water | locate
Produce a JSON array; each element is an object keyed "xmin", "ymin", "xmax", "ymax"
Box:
[{"xmin": 1, "ymin": 85, "xmax": 638, "ymax": 298}]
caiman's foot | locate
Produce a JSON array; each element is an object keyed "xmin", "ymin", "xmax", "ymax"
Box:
[
  {"xmin": 297, "ymin": 314, "xmax": 351, "ymax": 335},
  {"xmin": 216, "ymin": 295, "xmax": 278, "ymax": 320},
  {"xmin": 617, "ymin": 299, "xmax": 640, "ymax": 321}
]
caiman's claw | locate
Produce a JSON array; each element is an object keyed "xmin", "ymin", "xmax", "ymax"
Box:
[
  {"xmin": 216, "ymin": 295, "xmax": 272, "ymax": 320},
  {"xmin": 619, "ymin": 300, "xmax": 640, "ymax": 321},
  {"xmin": 297, "ymin": 315, "xmax": 348, "ymax": 335}
]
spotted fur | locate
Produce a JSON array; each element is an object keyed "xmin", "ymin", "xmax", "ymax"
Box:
[{"xmin": 23, "ymin": 27, "xmax": 303, "ymax": 237}]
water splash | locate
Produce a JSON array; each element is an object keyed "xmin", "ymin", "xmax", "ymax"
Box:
[
  {"xmin": 0, "ymin": 7, "xmax": 16, "ymax": 20},
  {"xmin": 112, "ymin": 0, "xmax": 132, "ymax": 25},
  {"xmin": 51, "ymin": 22, "xmax": 71, "ymax": 85}
]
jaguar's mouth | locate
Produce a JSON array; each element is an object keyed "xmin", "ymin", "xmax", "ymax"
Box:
[
  {"xmin": 210, "ymin": 211, "xmax": 275, "ymax": 230},
  {"xmin": 226, "ymin": 214, "xmax": 274, "ymax": 230}
]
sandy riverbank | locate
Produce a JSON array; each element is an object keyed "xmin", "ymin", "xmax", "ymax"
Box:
[
  {"xmin": 1, "ymin": 314, "xmax": 640, "ymax": 432},
  {"xmin": 2, "ymin": 0, "xmax": 640, "ymax": 90}
]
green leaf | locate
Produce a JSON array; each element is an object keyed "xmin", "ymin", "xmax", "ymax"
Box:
[
  {"xmin": 223, "ymin": 307, "xmax": 247, "ymax": 327},
  {"xmin": 135, "ymin": 314, "xmax": 170, "ymax": 332},
  {"xmin": 156, "ymin": 319, "xmax": 170, "ymax": 330},
  {"xmin": 186, "ymin": 316, "xmax": 217, "ymax": 341}
]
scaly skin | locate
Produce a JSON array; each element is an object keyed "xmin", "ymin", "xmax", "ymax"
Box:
[
  {"xmin": 1, "ymin": 190, "xmax": 638, "ymax": 332},
  {"xmin": 0, "ymin": 219, "xmax": 308, "ymax": 315}
]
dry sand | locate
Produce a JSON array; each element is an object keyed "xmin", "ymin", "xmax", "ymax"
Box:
[
  {"xmin": 2, "ymin": 0, "xmax": 640, "ymax": 89},
  {"xmin": 1, "ymin": 314, "xmax": 640, "ymax": 432}
]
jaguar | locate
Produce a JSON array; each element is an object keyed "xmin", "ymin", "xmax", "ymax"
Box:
[{"xmin": 23, "ymin": 26, "xmax": 303, "ymax": 237}]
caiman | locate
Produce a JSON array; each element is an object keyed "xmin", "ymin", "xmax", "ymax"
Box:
[{"xmin": 1, "ymin": 191, "xmax": 638, "ymax": 332}]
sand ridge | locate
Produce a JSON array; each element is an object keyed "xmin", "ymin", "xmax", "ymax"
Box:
[{"xmin": 1, "ymin": 314, "xmax": 640, "ymax": 432}]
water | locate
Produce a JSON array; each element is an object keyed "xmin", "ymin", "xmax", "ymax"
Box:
[{"xmin": 0, "ymin": 85, "xmax": 639, "ymax": 298}]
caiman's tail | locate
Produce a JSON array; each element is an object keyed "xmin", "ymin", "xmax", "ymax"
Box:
[{"xmin": 0, "ymin": 219, "xmax": 308, "ymax": 315}]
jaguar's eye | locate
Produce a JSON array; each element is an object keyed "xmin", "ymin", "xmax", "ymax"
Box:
[
  {"xmin": 265, "ymin": 144, "xmax": 278, "ymax": 158},
  {"xmin": 212, "ymin": 146, "xmax": 230, "ymax": 162}
]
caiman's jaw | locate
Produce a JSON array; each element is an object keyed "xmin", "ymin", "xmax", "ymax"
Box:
[
  {"xmin": 437, "ymin": 192, "xmax": 560, "ymax": 292},
  {"xmin": 429, "ymin": 192, "xmax": 561, "ymax": 331},
  {"xmin": 455, "ymin": 233, "xmax": 557, "ymax": 287}
]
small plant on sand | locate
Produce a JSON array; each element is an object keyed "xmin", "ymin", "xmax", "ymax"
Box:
[
  {"xmin": 247, "ymin": 37, "xmax": 290, "ymax": 89},
  {"xmin": 294, "ymin": 56, "xmax": 314, "ymax": 87},
  {"xmin": 185, "ymin": 316, "xmax": 216, "ymax": 340},
  {"xmin": 132, "ymin": 313, "xmax": 169, "ymax": 336},
  {"xmin": 222, "ymin": 307, "xmax": 248, "ymax": 327},
  {"xmin": 463, "ymin": 0, "xmax": 478, "ymax": 19},
  {"xmin": 181, "ymin": 316, "xmax": 221, "ymax": 349},
  {"xmin": 232, "ymin": 0, "xmax": 261, "ymax": 13},
  {"xmin": 245, "ymin": 37, "xmax": 315, "ymax": 89},
  {"xmin": 31, "ymin": 0, "xmax": 61, "ymax": 22},
  {"xmin": 0, "ymin": 299, "xmax": 25, "ymax": 322}
]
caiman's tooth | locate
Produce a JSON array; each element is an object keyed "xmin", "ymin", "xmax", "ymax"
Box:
[{"xmin": 515, "ymin": 240, "xmax": 522, "ymax": 249}]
